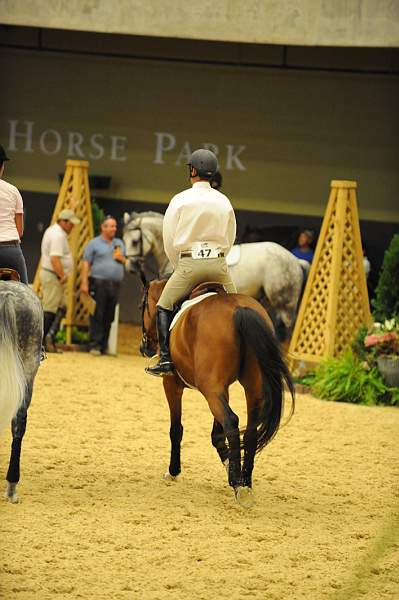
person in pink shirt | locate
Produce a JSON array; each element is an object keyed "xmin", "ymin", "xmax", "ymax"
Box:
[{"xmin": 0, "ymin": 144, "xmax": 28, "ymax": 283}]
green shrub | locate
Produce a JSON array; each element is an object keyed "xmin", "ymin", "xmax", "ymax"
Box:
[
  {"xmin": 92, "ymin": 200, "xmax": 105, "ymax": 235},
  {"xmin": 300, "ymin": 350, "xmax": 399, "ymax": 406},
  {"xmin": 55, "ymin": 327, "xmax": 89, "ymax": 345},
  {"xmin": 351, "ymin": 324, "xmax": 369, "ymax": 363},
  {"xmin": 372, "ymin": 234, "xmax": 399, "ymax": 321}
]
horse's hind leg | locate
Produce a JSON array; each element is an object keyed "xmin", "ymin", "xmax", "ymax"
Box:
[
  {"xmin": 203, "ymin": 390, "xmax": 241, "ymax": 490},
  {"xmin": 163, "ymin": 376, "xmax": 184, "ymax": 481},
  {"xmin": 241, "ymin": 402, "xmax": 260, "ymax": 489},
  {"xmin": 235, "ymin": 367, "xmax": 264, "ymax": 508},
  {"xmin": 5, "ymin": 384, "xmax": 32, "ymax": 503},
  {"xmin": 211, "ymin": 419, "xmax": 229, "ymax": 472}
]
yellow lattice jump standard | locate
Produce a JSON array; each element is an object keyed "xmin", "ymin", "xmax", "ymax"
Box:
[
  {"xmin": 288, "ymin": 180, "xmax": 372, "ymax": 372},
  {"xmin": 33, "ymin": 160, "xmax": 94, "ymax": 344}
]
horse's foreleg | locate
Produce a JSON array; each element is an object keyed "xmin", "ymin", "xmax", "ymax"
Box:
[
  {"xmin": 5, "ymin": 384, "xmax": 32, "ymax": 503},
  {"xmin": 163, "ymin": 376, "xmax": 184, "ymax": 480}
]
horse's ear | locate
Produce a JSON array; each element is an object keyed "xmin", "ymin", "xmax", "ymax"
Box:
[{"xmin": 123, "ymin": 212, "xmax": 131, "ymax": 224}]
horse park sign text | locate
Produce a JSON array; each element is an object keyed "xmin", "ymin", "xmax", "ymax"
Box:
[{"xmin": 6, "ymin": 120, "xmax": 247, "ymax": 171}]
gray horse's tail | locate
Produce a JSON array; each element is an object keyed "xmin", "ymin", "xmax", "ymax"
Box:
[{"xmin": 0, "ymin": 290, "xmax": 26, "ymax": 432}]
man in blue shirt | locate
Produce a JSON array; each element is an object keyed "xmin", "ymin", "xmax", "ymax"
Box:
[
  {"xmin": 81, "ymin": 215, "xmax": 126, "ymax": 355},
  {"xmin": 291, "ymin": 229, "xmax": 315, "ymax": 263}
]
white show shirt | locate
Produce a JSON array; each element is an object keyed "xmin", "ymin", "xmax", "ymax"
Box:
[
  {"xmin": 163, "ymin": 181, "xmax": 236, "ymax": 268},
  {"xmin": 41, "ymin": 223, "xmax": 73, "ymax": 274},
  {"xmin": 0, "ymin": 178, "xmax": 24, "ymax": 242}
]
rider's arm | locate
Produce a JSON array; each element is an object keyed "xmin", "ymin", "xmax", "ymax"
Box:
[
  {"xmin": 14, "ymin": 189, "xmax": 24, "ymax": 239},
  {"xmin": 227, "ymin": 206, "xmax": 237, "ymax": 249},
  {"xmin": 163, "ymin": 199, "xmax": 180, "ymax": 268},
  {"xmin": 15, "ymin": 213, "xmax": 24, "ymax": 239}
]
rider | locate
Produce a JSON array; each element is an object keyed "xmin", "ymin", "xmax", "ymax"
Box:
[
  {"xmin": 146, "ymin": 148, "xmax": 237, "ymax": 377},
  {"xmin": 0, "ymin": 144, "xmax": 29, "ymax": 283}
]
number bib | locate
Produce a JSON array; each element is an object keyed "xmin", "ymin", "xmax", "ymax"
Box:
[{"xmin": 190, "ymin": 242, "xmax": 221, "ymax": 259}]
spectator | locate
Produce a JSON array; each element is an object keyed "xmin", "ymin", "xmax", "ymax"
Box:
[
  {"xmin": 0, "ymin": 144, "xmax": 29, "ymax": 283},
  {"xmin": 363, "ymin": 247, "xmax": 371, "ymax": 279},
  {"xmin": 80, "ymin": 216, "xmax": 126, "ymax": 356},
  {"xmin": 40, "ymin": 208, "xmax": 81, "ymax": 350},
  {"xmin": 291, "ymin": 229, "xmax": 315, "ymax": 263}
]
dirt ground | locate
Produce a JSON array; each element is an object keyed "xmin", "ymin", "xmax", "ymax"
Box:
[{"xmin": 1, "ymin": 325, "xmax": 398, "ymax": 600}]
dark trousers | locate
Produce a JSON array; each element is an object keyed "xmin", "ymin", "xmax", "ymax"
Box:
[
  {"xmin": 0, "ymin": 244, "xmax": 28, "ymax": 284},
  {"xmin": 89, "ymin": 278, "xmax": 120, "ymax": 353}
]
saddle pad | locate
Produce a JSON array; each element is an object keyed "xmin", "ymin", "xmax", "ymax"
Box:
[
  {"xmin": 226, "ymin": 245, "xmax": 241, "ymax": 267},
  {"xmin": 169, "ymin": 292, "xmax": 217, "ymax": 331}
]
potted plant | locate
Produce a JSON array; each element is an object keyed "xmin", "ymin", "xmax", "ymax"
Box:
[{"xmin": 364, "ymin": 318, "xmax": 399, "ymax": 387}]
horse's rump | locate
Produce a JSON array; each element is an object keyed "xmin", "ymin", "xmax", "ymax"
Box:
[{"xmin": 170, "ymin": 294, "xmax": 294, "ymax": 452}]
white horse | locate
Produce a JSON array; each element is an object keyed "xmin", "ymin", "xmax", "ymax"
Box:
[
  {"xmin": 0, "ymin": 280, "xmax": 43, "ymax": 502},
  {"xmin": 123, "ymin": 211, "xmax": 308, "ymax": 333}
]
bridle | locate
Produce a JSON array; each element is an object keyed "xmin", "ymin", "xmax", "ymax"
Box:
[
  {"xmin": 124, "ymin": 219, "xmax": 159, "ymax": 285},
  {"xmin": 139, "ymin": 282, "xmax": 157, "ymax": 355}
]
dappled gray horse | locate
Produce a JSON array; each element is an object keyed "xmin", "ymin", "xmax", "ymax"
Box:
[
  {"xmin": 0, "ymin": 281, "xmax": 43, "ymax": 502},
  {"xmin": 123, "ymin": 211, "xmax": 306, "ymax": 333}
]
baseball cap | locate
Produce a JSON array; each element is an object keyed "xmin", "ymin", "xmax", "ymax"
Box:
[
  {"xmin": 58, "ymin": 209, "xmax": 81, "ymax": 224},
  {"xmin": 0, "ymin": 144, "xmax": 10, "ymax": 162}
]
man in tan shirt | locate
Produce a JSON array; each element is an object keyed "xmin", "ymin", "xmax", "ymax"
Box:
[
  {"xmin": 40, "ymin": 208, "xmax": 80, "ymax": 350},
  {"xmin": 147, "ymin": 148, "xmax": 236, "ymax": 377}
]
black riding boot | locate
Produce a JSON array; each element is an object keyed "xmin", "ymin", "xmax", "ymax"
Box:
[
  {"xmin": 146, "ymin": 307, "xmax": 174, "ymax": 377},
  {"xmin": 43, "ymin": 311, "xmax": 55, "ymax": 343},
  {"xmin": 45, "ymin": 307, "xmax": 66, "ymax": 352}
]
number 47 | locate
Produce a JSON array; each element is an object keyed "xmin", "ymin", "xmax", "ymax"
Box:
[{"xmin": 199, "ymin": 249, "xmax": 212, "ymax": 257}]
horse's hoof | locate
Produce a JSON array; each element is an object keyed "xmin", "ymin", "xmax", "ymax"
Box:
[
  {"xmin": 4, "ymin": 483, "xmax": 19, "ymax": 504},
  {"xmin": 235, "ymin": 486, "xmax": 254, "ymax": 509},
  {"xmin": 163, "ymin": 471, "xmax": 179, "ymax": 483}
]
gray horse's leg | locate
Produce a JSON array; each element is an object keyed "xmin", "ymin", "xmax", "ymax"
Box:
[{"xmin": 5, "ymin": 383, "xmax": 32, "ymax": 503}]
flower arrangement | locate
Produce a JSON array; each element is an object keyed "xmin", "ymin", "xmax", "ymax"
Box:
[{"xmin": 364, "ymin": 319, "xmax": 399, "ymax": 360}]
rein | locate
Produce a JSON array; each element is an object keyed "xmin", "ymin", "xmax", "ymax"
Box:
[{"xmin": 139, "ymin": 282, "xmax": 152, "ymax": 347}]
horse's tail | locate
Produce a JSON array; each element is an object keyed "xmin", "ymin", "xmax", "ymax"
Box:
[
  {"xmin": 0, "ymin": 289, "xmax": 26, "ymax": 432},
  {"xmin": 234, "ymin": 306, "xmax": 295, "ymax": 454}
]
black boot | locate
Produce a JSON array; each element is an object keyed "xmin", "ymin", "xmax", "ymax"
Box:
[
  {"xmin": 45, "ymin": 307, "xmax": 66, "ymax": 352},
  {"xmin": 146, "ymin": 307, "xmax": 174, "ymax": 377},
  {"xmin": 48, "ymin": 307, "xmax": 66, "ymax": 342},
  {"xmin": 43, "ymin": 311, "xmax": 55, "ymax": 344}
]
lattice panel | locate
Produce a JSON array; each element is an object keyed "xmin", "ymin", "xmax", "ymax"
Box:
[
  {"xmin": 292, "ymin": 205, "xmax": 336, "ymax": 358},
  {"xmin": 288, "ymin": 181, "xmax": 371, "ymax": 370},
  {"xmin": 33, "ymin": 160, "xmax": 94, "ymax": 343}
]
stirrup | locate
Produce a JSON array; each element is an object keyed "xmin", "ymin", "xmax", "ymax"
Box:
[{"xmin": 146, "ymin": 358, "xmax": 174, "ymax": 377}]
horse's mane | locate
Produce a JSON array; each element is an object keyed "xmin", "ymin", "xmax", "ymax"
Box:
[{"xmin": 131, "ymin": 211, "xmax": 164, "ymax": 220}]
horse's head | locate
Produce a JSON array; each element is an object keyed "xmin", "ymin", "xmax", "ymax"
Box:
[
  {"xmin": 139, "ymin": 279, "xmax": 167, "ymax": 357},
  {"xmin": 123, "ymin": 211, "xmax": 166, "ymax": 281},
  {"xmin": 123, "ymin": 212, "xmax": 152, "ymax": 274}
]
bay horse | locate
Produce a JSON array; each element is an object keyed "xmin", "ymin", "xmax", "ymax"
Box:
[
  {"xmin": 141, "ymin": 279, "xmax": 295, "ymax": 508},
  {"xmin": 0, "ymin": 278, "xmax": 43, "ymax": 502}
]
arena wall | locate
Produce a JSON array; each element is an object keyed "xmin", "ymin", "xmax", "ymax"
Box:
[
  {"xmin": 1, "ymin": 37, "xmax": 398, "ymax": 223},
  {"xmin": 1, "ymin": 0, "xmax": 399, "ymax": 47}
]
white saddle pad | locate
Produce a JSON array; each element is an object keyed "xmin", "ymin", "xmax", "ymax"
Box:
[
  {"xmin": 226, "ymin": 245, "xmax": 241, "ymax": 267},
  {"xmin": 170, "ymin": 292, "xmax": 217, "ymax": 331}
]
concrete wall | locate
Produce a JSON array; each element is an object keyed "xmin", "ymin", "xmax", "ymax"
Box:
[
  {"xmin": 1, "ymin": 46, "xmax": 398, "ymax": 223},
  {"xmin": 1, "ymin": 0, "xmax": 399, "ymax": 47}
]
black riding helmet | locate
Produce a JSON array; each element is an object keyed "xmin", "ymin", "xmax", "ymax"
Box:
[{"xmin": 187, "ymin": 149, "xmax": 218, "ymax": 180}]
